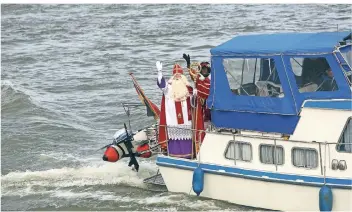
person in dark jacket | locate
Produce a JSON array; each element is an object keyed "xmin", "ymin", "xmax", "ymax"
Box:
[
  {"xmin": 318, "ymin": 68, "xmax": 338, "ymax": 91},
  {"xmin": 301, "ymin": 57, "xmax": 330, "ymax": 86}
]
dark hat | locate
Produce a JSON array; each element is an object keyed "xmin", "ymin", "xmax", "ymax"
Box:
[{"xmin": 200, "ymin": 62, "xmax": 211, "ymax": 73}]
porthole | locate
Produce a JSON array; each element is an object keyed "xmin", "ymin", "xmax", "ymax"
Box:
[
  {"xmin": 331, "ymin": 159, "xmax": 339, "ymax": 170},
  {"xmin": 338, "ymin": 160, "xmax": 347, "ymax": 170}
]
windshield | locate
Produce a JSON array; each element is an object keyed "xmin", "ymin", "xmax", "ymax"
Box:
[
  {"xmin": 223, "ymin": 58, "xmax": 284, "ymax": 98},
  {"xmin": 339, "ymin": 48, "xmax": 352, "ymax": 86}
]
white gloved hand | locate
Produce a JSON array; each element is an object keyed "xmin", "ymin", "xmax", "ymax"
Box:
[
  {"xmin": 193, "ymin": 88, "xmax": 197, "ymax": 96},
  {"xmin": 156, "ymin": 61, "xmax": 162, "ymax": 72},
  {"xmin": 199, "ymin": 74, "xmax": 205, "ymax": 81},
  {"xmin": 156, "ymin": 61, "xmax": 163, "ymax": 83}
]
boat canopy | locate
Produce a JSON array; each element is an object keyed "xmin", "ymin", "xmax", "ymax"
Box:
[
  {"xmin": 208, "ymin": 31, "xmax": 352, "ymax": 134},
  {"xmin": 211, "ymin": 31, "xmax": 351, "ymax": 56}
]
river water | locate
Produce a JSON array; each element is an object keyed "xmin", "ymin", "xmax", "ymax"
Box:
[{"xmin": 1, "ymin": 4, "xmax": 351, "ymax": 211}]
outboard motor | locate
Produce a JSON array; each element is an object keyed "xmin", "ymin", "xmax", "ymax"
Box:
[
  {"xmin": 102, "ymin": 128, "xmax": 132, "ymax": 162},
  {"xmin": 100, "ymin": 124, "xmax": 140, "ymax": 171},
  {"xmin": 103, "ymin": 144, "xmax": 129, "ymax": 162},
  {"xmin": 100, "ymin": 123, "xmax": 155, "ymax": 171},
  {"xmin": 113, "ymin": 128, "xmax": 130, "ymax": 143}
]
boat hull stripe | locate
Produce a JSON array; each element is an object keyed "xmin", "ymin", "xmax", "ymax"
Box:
[
  {"xmin": 156, "ymin": 156, "xmax": 352, "ymax": 189},
  {"xmin": 303, "ymin": 100, "xmax": 352, "ymax": 110}
]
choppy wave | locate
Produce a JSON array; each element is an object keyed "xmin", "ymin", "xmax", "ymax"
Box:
[
  {"xmin": 49, "ymin": 191, "xmax": 222, "ymax": 210},
  {"xmin": 1, "ymin": 80, "xmax": 37, "ymax": 111},
  {"xmin": 1, "ymin": 160, "xmax": 157, "ymax": 197},
  {"xmin": 1, "ymin": 159, "xmax": 230, "ymax": 210},
  {"xmin": 2, "ymin": 3, "xmax": 351, "ymax": 211},
  {"xmin": 1, "ymin": 160, "xmax": 225, "ymax": 211},
  {"xmin": 1, "ymin": 80, "xmax": 94, "ymax": 135}
]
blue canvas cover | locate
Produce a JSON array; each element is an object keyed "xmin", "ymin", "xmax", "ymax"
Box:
[
  {"xmin": 211, "ymin": 31, "xmax": 351, "ymax": 56},
  {"xmin": 208, "ymin": 32, "xmax": 352, "ymax": 134},
  {"xmin": 282, "ymin": 53, "xmax": 352, "ymax": 109},
  {"xmin": 209, "ymin": 55, "xmax": 298, "ymax": 115}
]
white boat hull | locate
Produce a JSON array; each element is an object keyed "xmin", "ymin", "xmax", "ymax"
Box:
[
  {"xmin": 158, "ymin": 158, "xmax": 352, "ymax": 211},
  {"xmin": 155, "ymin": 105, "xmax": 352, "ymax": 211}
]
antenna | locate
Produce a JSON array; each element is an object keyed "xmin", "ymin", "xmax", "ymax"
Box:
[{"xmin": 336, "ymin": 24, "xmax": 340, "ymax": 45}]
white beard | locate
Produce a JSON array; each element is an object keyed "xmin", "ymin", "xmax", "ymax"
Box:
[{"xmin": 169, "ymin": 75, "xmax": 190, "ymax": 102}]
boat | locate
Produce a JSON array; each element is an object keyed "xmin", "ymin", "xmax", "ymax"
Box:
[{"xmin": 103, "ymin": 31, "xmax": 352, "ymax": 211}]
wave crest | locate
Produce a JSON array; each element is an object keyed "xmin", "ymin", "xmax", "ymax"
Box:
[{"xmin": 1, "ymin": 80, "xmax": 37, "ymax": 112}]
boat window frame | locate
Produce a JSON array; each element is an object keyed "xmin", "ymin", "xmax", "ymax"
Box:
[
  {"xmin": 224, "ymin": 140, "xmax": 253, "ymax": 162},
  {"xmin": 258, "ymin": 143, "xmax": 285, "ymax": 166},
  {"xmin": 291, "ymin": 147, "xmax": 319, "ymax": 169},
  {"xmin": 335, "ymin": 46, "xmax": 352, "ymax": 86},
  {"xmin": 288, "ymin": 55, "xmax": 339, "ymax": 93},
  {"xmin": 222, "ymin": 57, "xmax": 285, "ymax": 98},
  {"xmin": 340, "ymin": 53, "xmax": 352, "ymax": 86},
  {"xmin": 336, "ymin": 116, "xmax": 352, "ymax": 154}
]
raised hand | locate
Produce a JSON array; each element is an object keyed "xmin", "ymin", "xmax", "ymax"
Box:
[
  {"xmin": 156, "ymin": 61, "xmax": 163, "ymax": 72},
  {"xmin": 156, "ymin": 61, "xmax": 163, "ymax": 83},
  {"xmin": 182, "ymin": 53, "xmax": 190, "ymax": 68}
]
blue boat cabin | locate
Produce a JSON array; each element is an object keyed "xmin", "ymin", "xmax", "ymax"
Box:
[{"xmin": 208, "ymin": 31, "xmax": 352, "ymax": 134}]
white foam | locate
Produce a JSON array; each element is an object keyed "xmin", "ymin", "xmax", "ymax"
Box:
[
  {"xmin": 151, "ymin": 208, "xmax": 178, "ymax": 212},
  {"xmin": 135, "ymin": 194, "xmax": 220, "ymax": 210},
  {"xmin": 1, "ymin": 79, "xmax": 15, "ymax": 87},
  {"xmin": 182, "ymin": 199, "xmax": 220, "ymax": 210},
  {"xmin": 38, "ymin": 152, "xmax": 102, "ymax": 164},
  {"xmin": 1, "ymin": 160, "xmax": 159, "ymax": 197},
  {"xmin": 50, "ymin": 189, "xmax": 220, "ymax": 210},
  {"xmin": 1, "ymin": 184, "xmax": 55, "ymax": 197},
  {"xmin": 1, "ymin": 157, "xmax": 219, "ymax": 210},
  {"xmin": 38, "ymin": 152, "xmax": 77, "ymax": 161},
  {"xmin": 52, "ymin": 190, "xmax": 117, "ymax": 201}
]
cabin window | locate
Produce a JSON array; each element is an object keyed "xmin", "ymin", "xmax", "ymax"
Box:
[
  {"xmin": 225, "ymin": 141, "xmax": 252, "ymax": 162},
  {"xmin": 259, "ymin": 144, "xmax": 284, "ymax": 165},
  {"xmin": 292, "ymin": 148, "xmax": 318, "ymax": 168},
  {"xmin": 339, "ymin": 51, "xmax": 352, "ymax": 86},
  {"xmin": 341, "ymin": 51, "xmax": 352, "ymax": 69},
  {"xmin": 289, "ymin": 57, "xmax": 339, "ymax": 92},
  {"xmin": 336, "ymin": 117, "xmax": 352, "ymax": 153},
  {"xmin": 223, "ymin": 58, "xmax": 284, "ymax": 98}
]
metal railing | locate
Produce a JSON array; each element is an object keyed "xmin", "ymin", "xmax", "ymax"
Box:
[{"xmin": 119, "ymin": 102, "xmax": 351, "ymax": 174}]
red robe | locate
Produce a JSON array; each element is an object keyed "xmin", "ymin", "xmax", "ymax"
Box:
[
  {"xmin": 187, "ymin": 68, "xmax": 211, "ymax": 151},
  {"xmin": 192, "ymin": 75, "xmax": 211, "ymax": 152}
]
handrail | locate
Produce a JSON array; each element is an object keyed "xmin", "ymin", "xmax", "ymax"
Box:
[{"xmin": 155, "ymin": 124, "xmax": 346, "ymax": 145}]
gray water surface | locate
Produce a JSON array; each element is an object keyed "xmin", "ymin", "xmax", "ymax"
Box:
[{"xmin": 2, "ymin": 4, "xmax": 351, "ymax": 211}]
